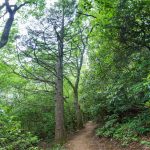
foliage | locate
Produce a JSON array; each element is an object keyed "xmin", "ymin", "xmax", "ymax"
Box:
[
  {"xmin": 12, "ymin": 91, "xmax": 56, "ymax": 140},
  {"xmin": 141, "ymin": 140, "xmax": 150, "ymax": 147},
  {"xmin": 64, "ymin": 102, "xmax": 77, "ymax": 132},
  {"xmin": 96, "ymin": 111, "xmax": 150, "ymax": 145},
  {"xmin": 0, "ymin": 103, "xmax": 39, "ymax": 150},
  {"xmin": 80, "ymin": 0, "xmax": 150, "ymax": 145},
  {"xmin": 51, "ymin": 144, "xmax": 66, "ymax": 150},
  {"xmin": 12, "ymin": 89, "xmax": 77, "ymax": 140}
]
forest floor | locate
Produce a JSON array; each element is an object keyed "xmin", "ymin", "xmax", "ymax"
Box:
[{"xmin": 65, "ymin": 121, "xmax": 150, "ymax": 150}]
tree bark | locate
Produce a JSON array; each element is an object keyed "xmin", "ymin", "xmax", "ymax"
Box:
[
  {"xmin": 54, "ymin": 0, "xmax": 65, "ymax": 143},
  {"xmin": 73, "ymin": 43, "xmax": 85, "ymax": 129},
  {"xmin": 0, "ymin": 13, "xmax": 14, "ymax": 49},
  {"xmin": 55, "ymin": 55, "xmax": 65, "ymax": 143},
  {"xmin": 74, "ymin": 89, "xmax": 83, "ymax": 129}
]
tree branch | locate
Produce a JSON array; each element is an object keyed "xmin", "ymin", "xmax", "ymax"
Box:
[
  {"xmin": 0, "ymin": 0, "xmax": 31, "ymax": 49},
  {"xmin": 0, "ymin": 3, "xmax": 5, "ymax": 11},
  {"xmin": 64, "ymin": 75, "xmax": 75, "ymax": 90},
  {"xmin": 77, "ymin": 11, "xmax": 97, "ymax": 18}
]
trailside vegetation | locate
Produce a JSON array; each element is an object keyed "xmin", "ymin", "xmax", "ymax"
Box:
[{"xmin": 80, "ymin": 0, "xmax": 150, "ymax": 146}]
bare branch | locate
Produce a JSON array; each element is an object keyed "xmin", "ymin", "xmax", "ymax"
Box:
[
  {"xmin": 0, "ymin": 3, "xmax": 5, "ymax": 11},
  {"xmin": 64, "ymin": 75, "xmax": 75, "ymax": 90},
  {"xmin": 15, "ymin": 1, "xmax": 30, "ymax": 11},
  {"xmin": 77, "ymin": 11, "xmax": 97, "ymax": 18},
  {"xmin": 0, "ymin": 0, "xmax": 32, "ymax": 49}
]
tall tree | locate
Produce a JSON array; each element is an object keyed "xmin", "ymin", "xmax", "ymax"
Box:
[
  {"xmin": 64, "ymin": 20, "xmax": 89, "ymax": 129},
  {"xmin": 14, "ymin": 0, "xmax": 76, "ymax": 143},
  {"xmin": 54, "ymin": 1, "xmax": 65, "ymax": 142}
]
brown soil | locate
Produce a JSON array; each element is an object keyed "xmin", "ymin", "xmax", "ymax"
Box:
[
  {"xmin": 65, "ymin": 121, "xmax": 150, "ymax": 150},
  {"xmin": 65, "ymin": 121, "xmax": 99, "ymax": 150}
]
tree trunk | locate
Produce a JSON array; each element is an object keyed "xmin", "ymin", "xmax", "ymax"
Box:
[
  {"xmin": 0, "ymin": 14, "xmax": 14, "ymax": 49},
  {"xmin": 55, "ymin": 2, "xmax": 65, "ymax": 142},
  {"xmin": 74, "ymin": 89, "xmax": 83, "ymax": 129},
  {"xmin": 55, "ymin": 55, "xmax": 65, "ymax": 143}
]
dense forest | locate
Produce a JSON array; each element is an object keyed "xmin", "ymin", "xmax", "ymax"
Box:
[{"xmin": 0, "ymin": 0, "xmax": 149, "ymax": 149}]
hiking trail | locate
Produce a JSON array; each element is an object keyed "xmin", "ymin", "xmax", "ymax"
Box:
[
  {"xmin": 65, "ymin": 121, "xmax": 98, "ymax": 150},
  {"xmin": 65, "ymin": 121, "xmax": 148, "ymax": 150}
]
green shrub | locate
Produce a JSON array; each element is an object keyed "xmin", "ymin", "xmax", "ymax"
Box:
[
  {"xmin": 113, "ymin": 122, "xmax": 138, "ymax": 145},
  {"xmin": 96, "ymin": 111, "xmax": 150, "ymax": 145},
  {"xmin": 51, "ymin": 144, "xmax": 66, "ymax": 150},
  {"xmin": 12, "ymin": 93, "xmax": 55, "ymax": 140},
  {"xmin": 0, "ymin": 104, "xmax": 39, "ymax": 150},
  {"xmin": 96, "ymin": 114, "xmax": 119, "ymax": 137},
  {"xmin": 141, "ymin": 141, "xmax": 150, "ymax": 147},
  {"xmin": 64, "ymin": 102, "xmax": 76, "ymax": 132}
]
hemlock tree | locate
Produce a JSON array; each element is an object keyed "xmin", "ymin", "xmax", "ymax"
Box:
[
  {"xmin": 64, "ymin": 20, "xmax": 90, "ymax": 129},
  {"xmin": 15, "ymin": 0, "xmax": 76, "ymax": 143}
]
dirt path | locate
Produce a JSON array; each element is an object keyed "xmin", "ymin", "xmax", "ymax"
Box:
[
  {"xmin": 65, "ymin": 121, "xmax": 149, "ymax": 150},
  {"xmin": 65, "ymin": 121, "xmax": 99, "ymax": 150}
]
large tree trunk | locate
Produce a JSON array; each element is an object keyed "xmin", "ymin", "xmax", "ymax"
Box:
[
  {"xmin": 55, "ymin": 55, "xmax": 65, "ymax": 143},
  {"xmin": 74, "ymin": 89, "xmax": 83, "ymax": 129},
  {"xmin": 55, "ymin": 2, "xmax": 65, "ymax": 142}
]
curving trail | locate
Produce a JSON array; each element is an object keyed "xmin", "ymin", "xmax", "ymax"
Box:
[
  {"xmin": 65, "ymin": 121, "xmax": 148, "ymax": 150},
  {"xmin": 65, "ymin": 121, "xmax": 99, "ymax": 150}
]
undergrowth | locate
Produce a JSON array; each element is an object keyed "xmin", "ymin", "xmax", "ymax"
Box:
[{"xmin": 96, "ymin": 111, "xmax": 150, "ymax": 146}]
